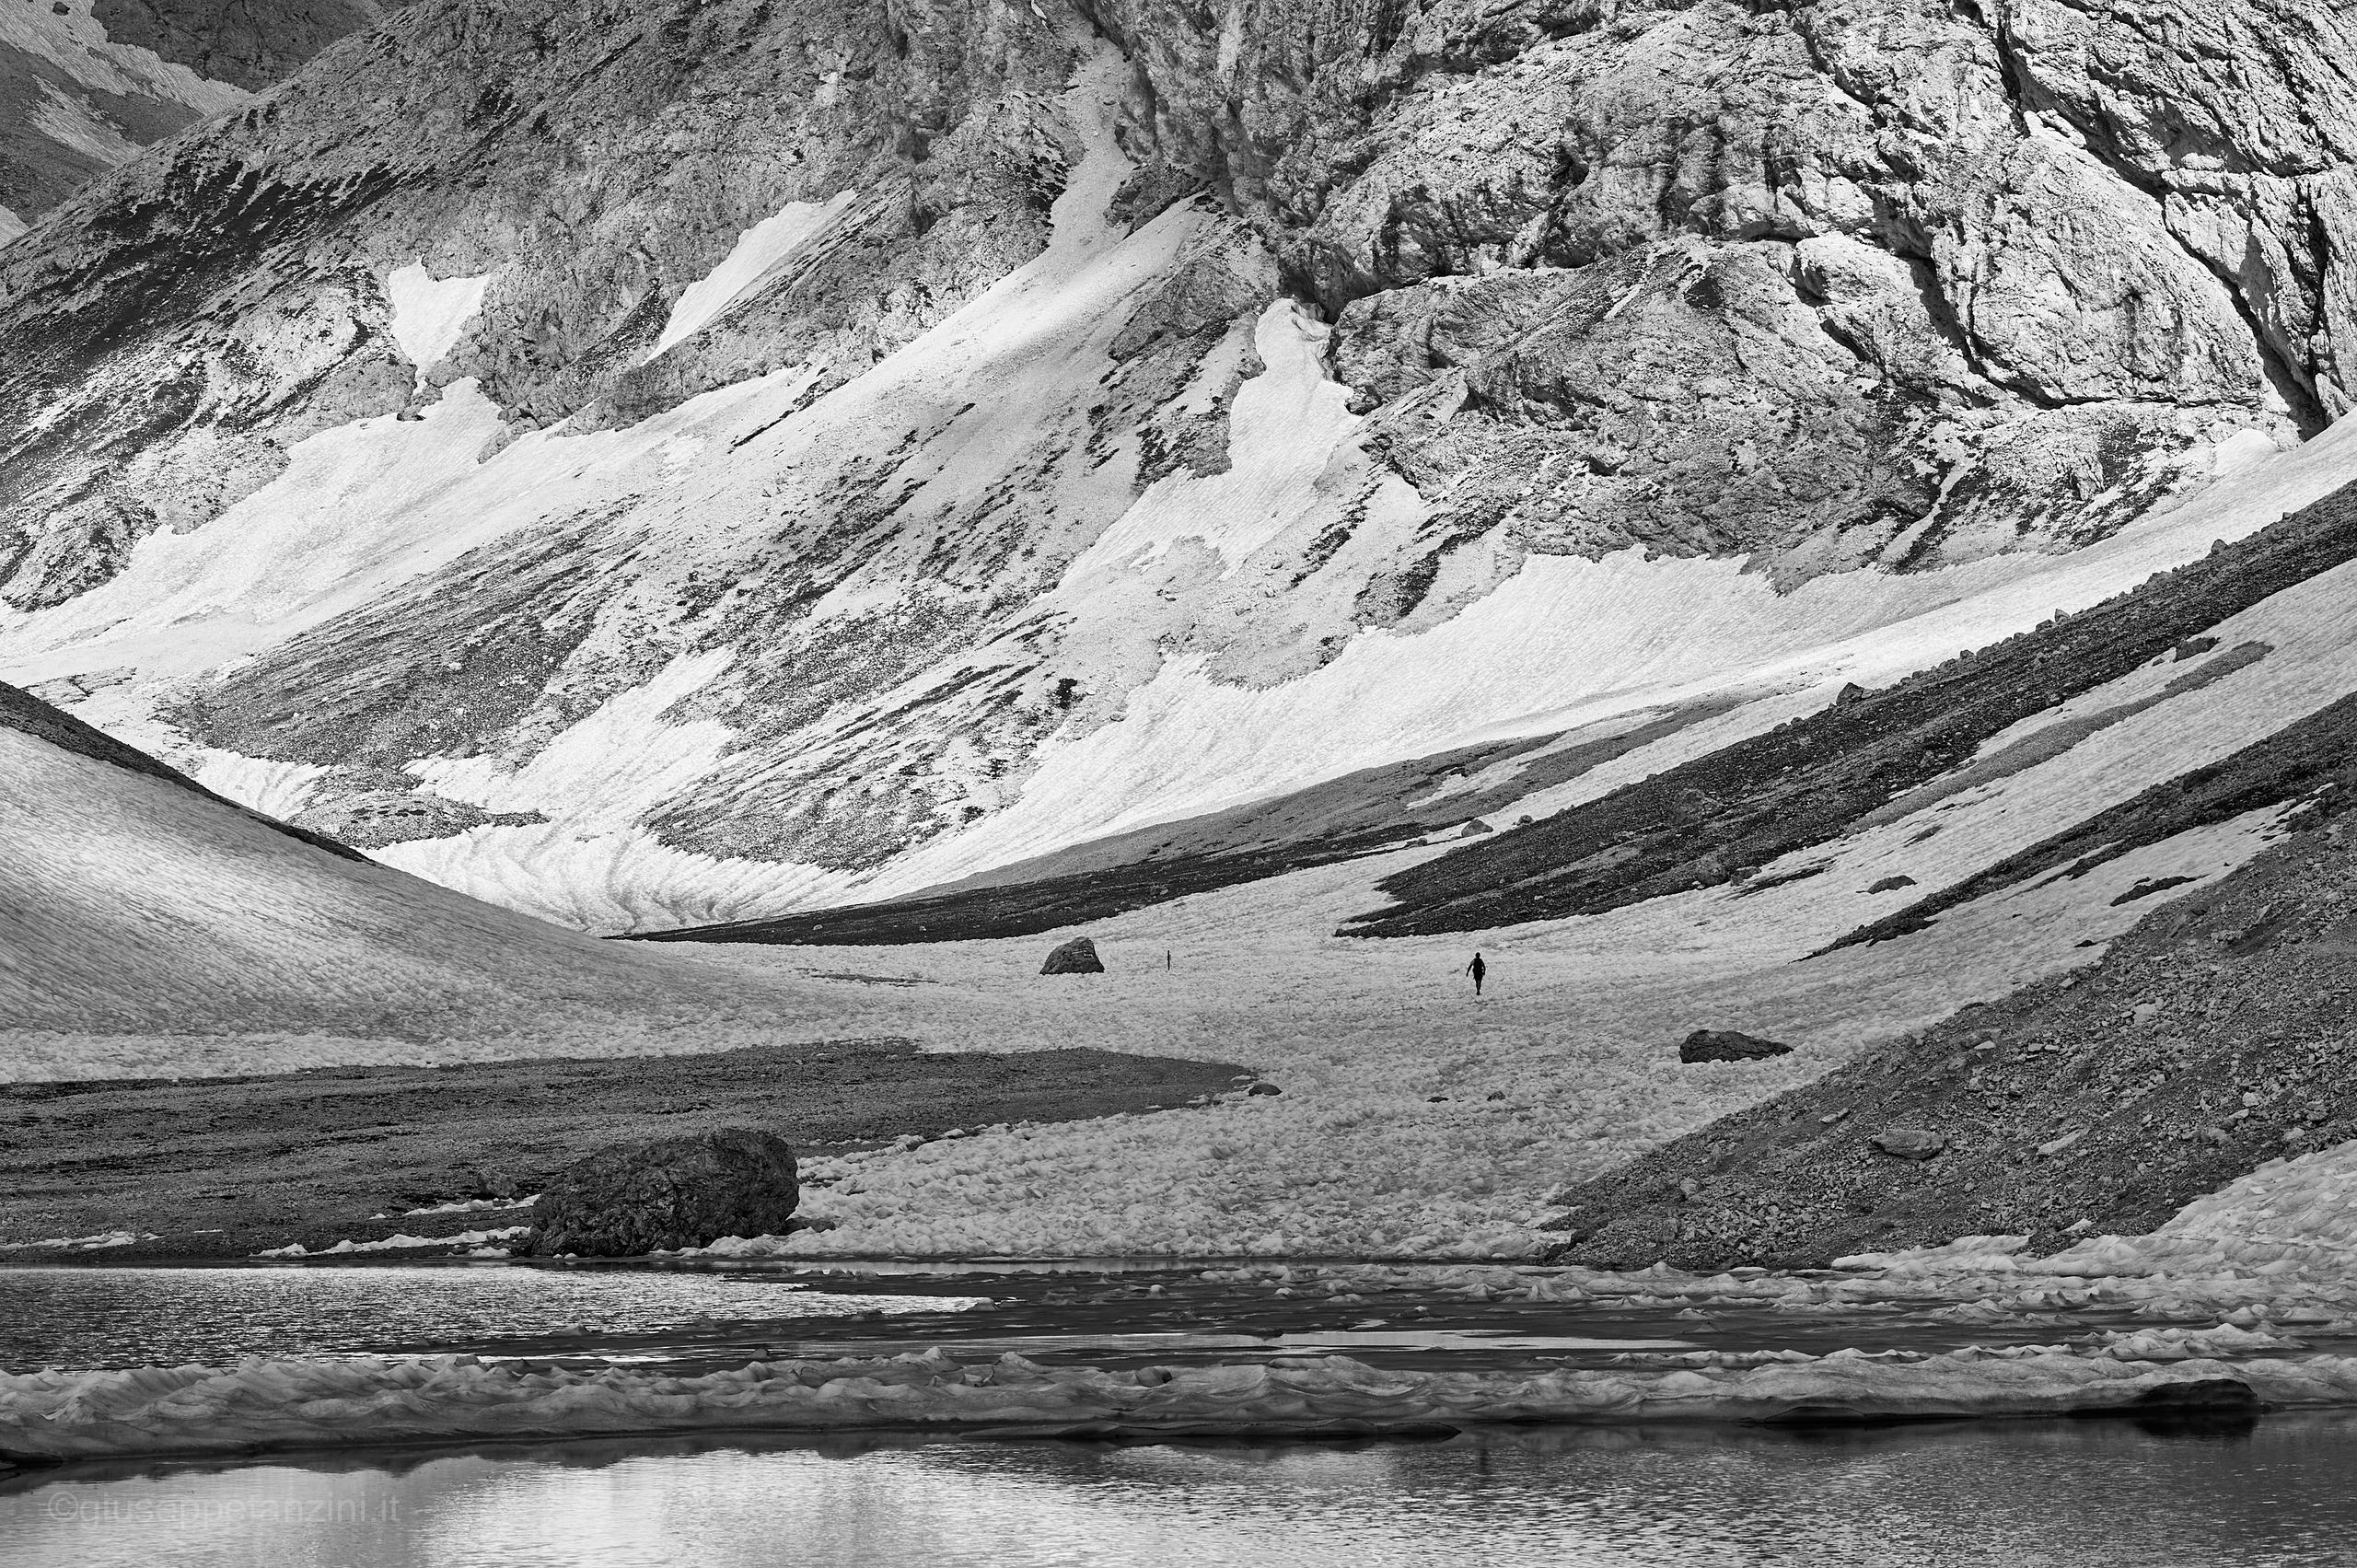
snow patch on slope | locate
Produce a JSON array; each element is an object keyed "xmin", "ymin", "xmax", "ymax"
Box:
[
  {"xmin": 187, "ymin": 749, "xmax": 329, "ymax": 821},
  {"xmin": 415, "ymin": 651, "xmax": 738, "ymax": 829},
  {"xmin": 386, "ymin": 649, "xmax": 876, "ymax": 929},
  {"xmin": 28, "ymin": 79, "xmax": 141, "ymax": 165},
  {"xmin": 383, "ymin": 263, "xmax": 493, "ymax": 377},
  {"xmin": 650, "ymin": 194, "xmax": 854, "ymax": 358},
  {"xmin": 1070, "ymin": 300, "xmax": 1364, "ymax": 571},
  {"xmin": 0, "ymin": 364, "xmax": 810, "ymax": 689},
  {"xmin": 0, "ymin": 204, "xmax": 24, "ymax": 247}
]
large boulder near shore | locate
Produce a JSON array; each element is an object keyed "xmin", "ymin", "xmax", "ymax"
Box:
[
  {"xmin": 524, "ymin": 1128, "xmax": 798, "ymax": 1257},
  {"xmin": 1678, "ymin": 1029, "xmax": 1794, "ymax": 1063},
  {"xmin": 1040, "ymin": 936, "xmax": 1105, "ymax": 974}
]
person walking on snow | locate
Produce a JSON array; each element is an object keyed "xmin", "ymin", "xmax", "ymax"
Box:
[{"xmin": 1466, "ymin": 952, "xmax": 1486, "ymax": 996}]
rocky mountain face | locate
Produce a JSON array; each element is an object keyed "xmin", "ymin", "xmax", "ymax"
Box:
[
  {"xmin": 2, "ymin": 0, "xmax": 2354, "ymax": 935},
  {"xmin": 88, "ymin": 0, "xmax": 405, "ymax": 90},
  {"xmin": 0, "ymin": 0, "xmax": 390, "ymax": 244}
]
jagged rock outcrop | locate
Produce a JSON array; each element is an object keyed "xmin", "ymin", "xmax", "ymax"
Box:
[
  {"xmin": 0, "ymin": 0, "xmax": 392, "ymax": 243},
  {"xmin": 89, "ymin": 0, "xmax": 406, "ymax": 91},
  {"xmin": 0, "ymin": 0, "xmax": 2351, "ymax": 934}
]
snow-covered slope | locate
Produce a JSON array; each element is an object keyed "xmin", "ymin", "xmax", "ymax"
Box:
[
  {"xmin": 2, "ymin": 0, "xmax": 2353, "ymax": 936},
  {"xmin": 0, "ymin": 680, "xmax": 826, "ymax": 1038}
]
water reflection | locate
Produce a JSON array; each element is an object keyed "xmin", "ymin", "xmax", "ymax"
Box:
[{"xmin": 5, "ymin": 1413, "xmax": 2350, "ymax": 1567}]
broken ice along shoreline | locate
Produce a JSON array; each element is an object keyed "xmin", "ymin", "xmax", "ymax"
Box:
[
  {"xmin": 18, "ymin": 1133, "xmax": 2357, "ymax": 1468},
  {"xmin": 8, "ymin": 1249, "xmax": 2357, "ymax": 1465},
  {"xmin": 1, "ymin": 1338, "xmax": 2349, "ymax": 1465}
]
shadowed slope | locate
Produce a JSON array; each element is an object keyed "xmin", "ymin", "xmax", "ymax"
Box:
[{"xmin": 0, "ymin": 681, "xmax": 805, "ymax": 1034}]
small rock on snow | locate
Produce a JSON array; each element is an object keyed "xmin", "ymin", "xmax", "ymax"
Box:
[{"xmin": 1678, "ymin": 1029, "xmax": 1795, "ymax": 1063}]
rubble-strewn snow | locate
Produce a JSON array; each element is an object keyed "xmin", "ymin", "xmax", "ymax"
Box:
[
  {"xmin": 0, "ymin": 1343, "xmax": 2339, "ymax": 1461},
  {"xmin": 382, "ymin": 263, "xmax": 494, "ymax": 377},
  {"xmin": 651, "ymin": 194, "xmax": 855, "ymax": 357},
  {"xmin": 1843, "ymin": 1142, "xmax": 2357, "ymax": 1285}
]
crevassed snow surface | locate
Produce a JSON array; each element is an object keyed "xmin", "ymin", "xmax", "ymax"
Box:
[
  {"xmin": 382, "ymin": 263, "xmax": 494, "ymax": 376},
  {"xmin": 650, "ymin": 193, "xmax": 854, "ymax": 357}
]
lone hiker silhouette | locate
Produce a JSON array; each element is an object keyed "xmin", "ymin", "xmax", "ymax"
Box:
[{"xmin": 1466, "ymin": 952, "xmax": 1486, "ymax": 996}]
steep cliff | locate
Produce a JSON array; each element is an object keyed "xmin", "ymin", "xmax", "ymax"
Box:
[{"xmin": 1, "ymin": 0, "xmax": 2352, "ymax": 935}]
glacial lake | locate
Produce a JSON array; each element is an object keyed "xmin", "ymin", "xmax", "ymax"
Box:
[
  {"xmin": 7, "ymin": 1417, "xmax": 2354, "ymax": 1567},
  {"xmin": 4, "ymin": 1260, "xmax": 2351, "ymax": 1565}
]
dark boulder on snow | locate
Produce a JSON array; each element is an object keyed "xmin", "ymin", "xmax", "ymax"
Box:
[
  {"xmin": 524, "ymin": 1127, "xmax": 798, "ymax": 1257},
  {"xmin": 1459, "ymin": 819, "xmax": 1493, "ymax": 838},
  {"xmin": 1040, "ymin": 936, "xmax": 1105, "ymax": 974},
  {"xmin": 1866, "ymin": 874, "xmax": 1918, "ymax": 893},
  {"xmin": 1678, "ymin": 1029, "xmax": 1794, "ymax": 1063}
]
